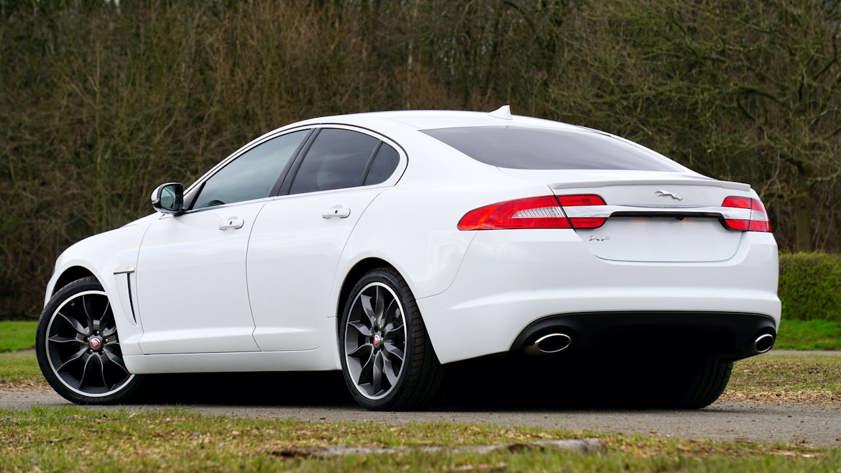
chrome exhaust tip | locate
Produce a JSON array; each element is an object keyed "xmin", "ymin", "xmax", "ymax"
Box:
[
  {"xmin": 525, "ymin": 332, "xmax": 572, "ymax": 355},
  {"xmin": 754, "ymin": 333, "xmax": 775, "ymax": 354}
]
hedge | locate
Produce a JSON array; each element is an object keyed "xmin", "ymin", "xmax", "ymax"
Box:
[{"xmin": 780, "ymin": 253, "xmax": 841, "ymax": 322}]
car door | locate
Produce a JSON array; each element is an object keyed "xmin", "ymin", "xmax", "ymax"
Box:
[
  {"xmin": 135, "ymin": 129, "xmax": 310, "ymax": 354},
  {"xmin": 247, "ymin": 127, "xmax": 404, "ymax": 351}
]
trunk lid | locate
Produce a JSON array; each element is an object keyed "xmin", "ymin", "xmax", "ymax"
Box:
[{"xmin": 500, "ymin": 169, "xmax": 750, "ymax": 263}]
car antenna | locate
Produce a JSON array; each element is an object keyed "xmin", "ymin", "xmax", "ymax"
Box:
[{"xmin": 488, "ymin": 105, "xmax": 512, "ymax": 120}]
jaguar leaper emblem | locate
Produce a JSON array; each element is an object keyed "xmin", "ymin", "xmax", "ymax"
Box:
[{"xmin": 655, "ymin": 189, "xmax": 683, "ymax": 201}]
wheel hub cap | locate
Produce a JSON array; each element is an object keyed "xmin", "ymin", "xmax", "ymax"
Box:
[
  {"xmin": 372, "ymin": 333, "xmax": 383, "ymax": 349},
  {"xmin": 88, "ymin": 337, "xmax": 103, "ymax": 351}
]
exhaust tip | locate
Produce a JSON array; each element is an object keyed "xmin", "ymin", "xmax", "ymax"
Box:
[
  {"xmin": 526, "ymin": 332, "xmax": 572, "ymax": 355},
  {"xmin": 754, "ymin": 333, "xmax": 775, "ymax": 354}
]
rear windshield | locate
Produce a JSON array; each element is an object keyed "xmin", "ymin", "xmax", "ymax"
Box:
[{"xmin": 422, "ymin": 126, "xmax": 680, "ymax": 171}]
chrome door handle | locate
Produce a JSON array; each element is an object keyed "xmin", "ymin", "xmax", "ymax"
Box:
[
  {"xmin": 322, "ymin": 205, "xmax": 351, "ymax": 219},
  {"xmin": 219, "ymin": 216, "xmax": 245, "ymax": 231}
]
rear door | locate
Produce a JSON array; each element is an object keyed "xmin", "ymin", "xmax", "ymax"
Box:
[{"xmin": 247, "ymin": 128, "xmax": 404, "ymax": 351}]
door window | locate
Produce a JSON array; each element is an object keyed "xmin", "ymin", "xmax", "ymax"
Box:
[
  {"xmin": 193, "ymin": 130, "xmax": 308, "ymax": 209},
  {"xmin": 289, "ymin": 128, "xmax": 380, "ymax": 194}
]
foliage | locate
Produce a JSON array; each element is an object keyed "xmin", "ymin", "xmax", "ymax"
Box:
[
  {"xmin": 1, "ymin": 0, "xmax": 840, "ymax": 317},
  {"xmin": 780, "ymin": 253, "xmax": 841, "ymax": 322}
]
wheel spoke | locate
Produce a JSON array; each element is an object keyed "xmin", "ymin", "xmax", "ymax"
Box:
[
  {"xmin": 348, "ymin": 320, "xmax": 372, "ymax": 337},
  {"xmin": 78, "ymin": 353, "xmax": 94, "ymax": 388},
  {"xmin": 374, "ymin": 286, "xmax": 385, "ymax": 327},
  {"xmin": 360, "ymin": 294, "xmax": 377, "ymax": 326},
  {"xmin": 101, "ymin": 327, "xmax": 117, "ymax": 338},
  {"xmin": 357, "ymin": 348, "xmax": 375, "ymax": 386},
  {"xmin": 347, "ymin": 343, "xmax": 373, "ymax": 359},
  {"xmin": 383, "ymin": 340, "xmax": 404, "ymax": 361},
  {"xmin": 81, "ymin": 295, "xmax": 95, "ymax": 332},
  {"xmin": 48, "ymin": 335, "xmax": 85, "ymax": 345},
  {"xmin": 371, "ymin": 351, "xmax": 384, "ymax": 395},
  {"xmin": 55, "ymin": 346, "xmax": 88, "ymax": 373},
  {"xmin": 382, "ymin": 353, "xmax": 399, "ymax": 387},
  {"xmin": 384, "ymin": 319, "xmax": 403, "ymax": 336},
  {"xmin": 95, "ymin": 354, "xmax": 108, "ymax": 388},
  {"xmin": 57, "ymin": 312, "xmax": 88, "ymax": 336},
  {"xmin": 102, "ymin": 346, "xmax": 129, "ymax": 375}
]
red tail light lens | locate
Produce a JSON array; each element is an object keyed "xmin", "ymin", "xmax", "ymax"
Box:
[
  {"xmin": 721, "ymin": 196, "xmax": 771, "ymax": 232},
  {"xmin": 557, "ymin": 194, "xmax": 607, "ymax": 229},
  {"xmin": 457, "ymin": 196, "xmax": 571, "ymax": 230},
  {"xmin": 457, "ymin": 194, "xmax": 608, "ymax": 231}
]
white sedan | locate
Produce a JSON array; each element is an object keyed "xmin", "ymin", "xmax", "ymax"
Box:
[{"xmin": 36, "ymin": 107, "xmax": 780, "ymax": 410}]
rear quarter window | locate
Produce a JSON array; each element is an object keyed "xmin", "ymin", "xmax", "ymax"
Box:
[{"xmin": 422, "ymin": 126, "xmax": 680, "ymax": 171}]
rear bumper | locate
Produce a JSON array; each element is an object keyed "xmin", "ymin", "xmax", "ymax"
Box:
[
  {"xmin": 511, "ymin": 311, "xmax": 776, "ymax": 361},
  {"xmin": 417, "ymin": 229, "xmax": 780, "ymax": 364}
]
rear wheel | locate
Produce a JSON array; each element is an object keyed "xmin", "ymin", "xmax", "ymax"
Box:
[
  {"xmin": 339, "ymin": 268, "xmax": 442, "ymax": 410},
  {"xmin": 672, "ymin": 358, "xmax": 733, "ymax": 408},
  {"xmin": 36, "ymin": 277, "xmax": 143, "ymax": 404}
]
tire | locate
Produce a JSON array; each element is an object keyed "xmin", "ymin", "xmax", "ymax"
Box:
[
  {"xmin": 36, "ymin": 276, "xmax": 143, "ymax": 404},
  {"xmin": 339, "ymin": 268, "xmax": 442, "ymax": 410},
  {"xmin": 674, "ymin": 358, "xmax": 733, "ymax": 409}
]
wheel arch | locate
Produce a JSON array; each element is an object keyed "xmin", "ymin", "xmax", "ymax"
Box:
[
  {"xmin": 336, "ymin": 257, "xmax": 399, "ymax": 329},
  {"xmin": 52, "ymin": 265, "xmax": 99, "ymax": 297}
]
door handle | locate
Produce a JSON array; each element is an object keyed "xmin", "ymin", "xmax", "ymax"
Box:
[
  {"xmin": 219, "ymin": 216, "xmax": 245, "ymax": 231},
  {"xmin": 322, "ymin": 205, "xmax": 351, "ymax": 219}
]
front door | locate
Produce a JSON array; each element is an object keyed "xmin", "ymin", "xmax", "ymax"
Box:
[
  {"xmin": 135, "ymin": 129, "xmax": 310, "ymax": 354},
  {"xmin": 136, "ymin": 203, "xmax": 264, "ymax": 353}
]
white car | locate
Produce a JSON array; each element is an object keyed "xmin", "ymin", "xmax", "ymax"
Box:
[{"xmin": 36, "ymin": 107, "xmax": 780, "ymax": 410}]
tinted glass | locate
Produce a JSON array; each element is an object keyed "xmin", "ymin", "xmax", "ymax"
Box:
[
  {"xmin": 290, "ymin": 129, "xmax": 379, "ymax": 194},
  {"xmin": 422, "ymin": 126, "xmax": 680, "ymax": 171},
  {"xmin": 363, "ymin": 143, "xmax": 400, "ymax": 185},
  {"xmin": 193, "ymin": 130, "xmax": 307, "ymax": 209}
]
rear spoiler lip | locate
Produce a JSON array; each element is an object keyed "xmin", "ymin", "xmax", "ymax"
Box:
[{"xmin": 549, "ymin": 178, "xmax": 751, "ymax": 192}]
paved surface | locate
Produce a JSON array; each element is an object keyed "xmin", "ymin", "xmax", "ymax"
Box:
[{"xmin": 2, "ymin": 389, "xmax": 839, "ymax": 446}]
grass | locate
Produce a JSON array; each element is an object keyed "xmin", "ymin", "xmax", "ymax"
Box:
[
  {"xmin": 0, "ymin": 406, "xmax": 835, "ymax": 472},
  {"xmin": 0, "ymin": 351, "xmax": 42, "ymax": 390},
  {"xmin": 722, "ymin": 353, "xmax": 841, "ymax": 404},
  {"xmin": 0, "ymin": 321, "xmax": 36, "ymax": 352},
  {"xmin": 775, "ymin": 319, "xmax": 841, "ymax": 350}
]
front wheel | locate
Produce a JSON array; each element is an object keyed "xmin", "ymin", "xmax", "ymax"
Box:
[
  {"xmin": 36, "ymin": 277, "xmax": 143, "ymax": 404},
  {"xmin": 339, "ymin": 268, "xmax": 442, "ymax": 410}
]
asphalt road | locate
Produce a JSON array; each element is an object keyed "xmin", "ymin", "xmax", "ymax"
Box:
[{"xmin": 2, "ymin": 389, "xmax": 839, "ymax": 446}]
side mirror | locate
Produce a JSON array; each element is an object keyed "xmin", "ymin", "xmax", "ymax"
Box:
[{"xmin": 151, "ymin": 182, "xmax": 184, "ymax": 215}]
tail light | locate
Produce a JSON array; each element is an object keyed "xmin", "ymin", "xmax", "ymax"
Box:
[
  {"xmin": 457, "ymin": 194, "xmax": 607, "ymax": 230},
  {"xmin": 721, "ymin": 196, "xmax": 771, "ymax": 232}
]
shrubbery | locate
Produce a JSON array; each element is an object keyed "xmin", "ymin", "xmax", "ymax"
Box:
[
  {"xmin": 1, "ymin": 1, "xmax": 839, "ymax": 318},
  {"xmin": 780, "ymin": 253, "xmax": 841, "ymax": 323}
]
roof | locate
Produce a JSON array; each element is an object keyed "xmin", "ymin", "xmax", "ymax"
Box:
[{"xmin": 299, "ymin": 108, "xmax": 578, "ymax": 132}]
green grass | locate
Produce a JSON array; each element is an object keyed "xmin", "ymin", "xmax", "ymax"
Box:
[
  {"xmin": 0, "ymin": 407, "xmax": 835, "ymax": 472},
  {"xmin": 0, "ymin": 351, "xmax": 41, "ymax": 390},
  {"xmin": 775, "ymin": 319, "xmax": 841, "ymax": 350},
  {"xmin": 0, "ymin": 321, "xmax": 36, "ymax": 352}
]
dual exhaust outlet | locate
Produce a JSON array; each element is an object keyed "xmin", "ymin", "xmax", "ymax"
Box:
[{"xmin": 523, "ymin": 331, "xmax": 775, "ymax": 356}]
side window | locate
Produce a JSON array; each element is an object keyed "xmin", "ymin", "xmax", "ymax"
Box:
[
  {"xmin": 289, "ymin": 129, "xmax": 379, "ymax": 195},
  {"xmin": 192, "ymin": 130, "xmax": 308, "ymax": 209},
  {"xmin": 363, "ymin": 143, "xmax": 400, "ymax": 185}
]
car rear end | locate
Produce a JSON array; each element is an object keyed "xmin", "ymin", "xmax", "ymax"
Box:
[{"xmin": 415, "ymin": 123, "xmax": 780, "ymax": 367}]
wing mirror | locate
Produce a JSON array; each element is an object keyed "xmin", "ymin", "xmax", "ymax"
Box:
[{"xmin": 151, "ymin": 182, "xmax": 185, "ymax": 215}]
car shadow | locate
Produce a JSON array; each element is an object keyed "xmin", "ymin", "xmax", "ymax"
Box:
[{"xmin": 135, "ymin": 352, "xmax": 732, "ymax": 412}]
